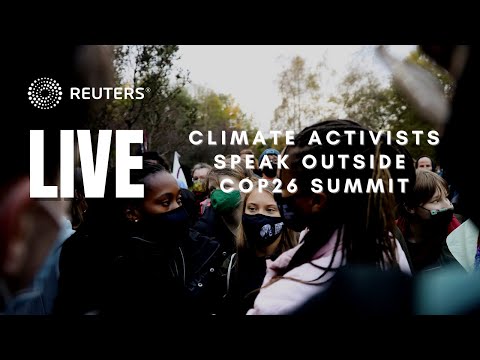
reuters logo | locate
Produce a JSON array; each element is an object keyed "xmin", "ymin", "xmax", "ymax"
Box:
[{"xmin": 28, "ymin": 78, "xmax": 62, "ymax": 110}]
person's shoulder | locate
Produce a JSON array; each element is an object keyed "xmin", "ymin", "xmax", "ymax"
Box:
[
  {"xmin": 188, "ymin": 228, "xmax": 219, "ymax": 248},
  {"xmin": 193, "ymin": 206, "xmax": 216, "ymax": 234},
  {"xmin": 185, "ymin": 228, "xmax": 221, "ymax": 261}
]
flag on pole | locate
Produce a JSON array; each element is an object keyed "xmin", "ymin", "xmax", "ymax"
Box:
[{"xmin": 172, "ymin": 151, "xmax": 188, "ymax": 189}]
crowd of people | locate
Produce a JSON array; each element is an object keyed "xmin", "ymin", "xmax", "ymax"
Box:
[{"xmin": 1, "ymin": 45, "xmax": 478, "ymax": 316}]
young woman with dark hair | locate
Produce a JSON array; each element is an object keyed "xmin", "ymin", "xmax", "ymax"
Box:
[{"xmin": 247, "ymin": 120, "xmax": 414, "ymax": 315}]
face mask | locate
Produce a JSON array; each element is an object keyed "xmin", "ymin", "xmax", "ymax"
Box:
[
  {"xmin": 192, "ymin": 181, "xmax": 208, "ymax": 204},
  {"xmin": 262, "ymin": 167, "xmax": 277, "ymax": 179},
  {"xmin": 192, "ymin": 180, "xmax": 206, "ymax": 193},
  {"xmin": 141, "ymin": 206, "xmax": 190, "ymax": 244},
  {"xmin": 243, "ymin": 214, "xmax": 284, "ymax": 248},
  {"xmin": 210, "ymin": 189, "xmax": 241, "ymax": 214},
  {"xmin": 274, "ymin": 192, "xmax": 308, "ymax": 232},
  {"xmin": 419, "ymin": 206, "xmax": 454, "ymax": 231}
]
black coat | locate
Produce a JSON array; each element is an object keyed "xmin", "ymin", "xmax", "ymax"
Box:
[
  {"xmin": 54, "ymin": 220, "xmax": 189, "ymax": 315},
  {"xmin": 190, "ymin": 207, "xmax": 238, "ymax": 314},
  {"xmin": 102, "ymin": 235, "xmax": 188, "ymax": 316},
  {"xmin": 55, "ymin": 222, "xmax": 231, "ymax": 316},
  {"xmin": 54, "ymin": 226, "xmax": 112, "ymax": 315}
]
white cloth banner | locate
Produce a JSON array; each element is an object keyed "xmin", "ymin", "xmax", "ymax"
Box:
[{"xmin": 172, "ymin": 151, "xmax": 188, "ymax": 189}]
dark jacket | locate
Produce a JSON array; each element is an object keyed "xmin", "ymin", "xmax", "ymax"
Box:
[
  {"xmin": 194, "ymin": 206, "xmax": 236, "ymax": 255},
  {"xmin": 102, "ymin": 235, "xmax": 188, "ymax": 316},
  {"xmin": 54, "ymin": 226, "xmax": 111, "ymax": 315},
  {"xmin": 221, "ymin": 252, "xmax": 268, "ymax": 316},
  {"xmin": 191, "ymin": 206, "xmax": 238, "ymax": 314},
  {"xmin": 55, "ymin": 219, "xmax": 186, "ymax": 315},
  {"xmin": 182, "ymin": 228, "xmax": 227, "ymax": 314}
]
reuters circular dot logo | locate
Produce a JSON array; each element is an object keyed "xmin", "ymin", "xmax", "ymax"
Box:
[{"xmin": 28, "ymin": 78, "xmax": 62, "ymax": 110}]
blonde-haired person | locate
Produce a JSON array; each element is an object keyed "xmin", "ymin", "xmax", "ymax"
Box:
[
  {"xmin": 195, "ymin": 156, "xmax": 253, "ymax": 249},
  {"xmin": 222, "ymin": 178, "xmax": 298, "ymax": 315},
  {"xmin": 192, "ymin": 156, "xmax": 253, "ymax": 314}
]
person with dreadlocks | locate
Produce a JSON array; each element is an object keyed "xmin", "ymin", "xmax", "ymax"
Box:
[{"xmin": 247, "ymin": 119, "xmax": 415, "ymax": 315}]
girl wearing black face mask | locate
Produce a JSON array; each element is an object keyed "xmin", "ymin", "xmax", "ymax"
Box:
[
  {"xmin": 397, "ymin": 170, "xmax": 463, "ymax": 274},
  {"xmin": 222, "ymin": 179, "xmax": 298, "ymax": 315},
  {"xmin": 98, "ymin": 162, "xmax": 193, "ymax": 315},
  {"xmin": 55, "ymin": 162, "xmax": 192, "ymax": 315}
]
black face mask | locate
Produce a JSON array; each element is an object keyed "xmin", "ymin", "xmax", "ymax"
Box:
[
  {"xmin": 274, "ymin": 192, "xmax": 308, "ymax": 232},
  {"xmin": 243, "ymin": 214, "xmax": 284, "ymax": 248},
  {"xmin": 141, "ymin": 206, "xmax": 190, "ymax": 245},
  {"xmin": 418, "ymin": 206, "xmax": 454, "ymax": 237},
  {"xmin": 262, "ymin": 167, "xmax": 277, "ymax": 179}
]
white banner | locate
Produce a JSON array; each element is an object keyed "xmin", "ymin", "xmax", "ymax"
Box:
[{"xmin": 172, "ymin": 151, "xmax": 188, "ymax": 189}]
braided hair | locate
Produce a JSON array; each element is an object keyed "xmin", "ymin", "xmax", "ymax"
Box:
[{"xmin": 281, "ymin": 119, "xmax": 415, "ymax": 278}]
